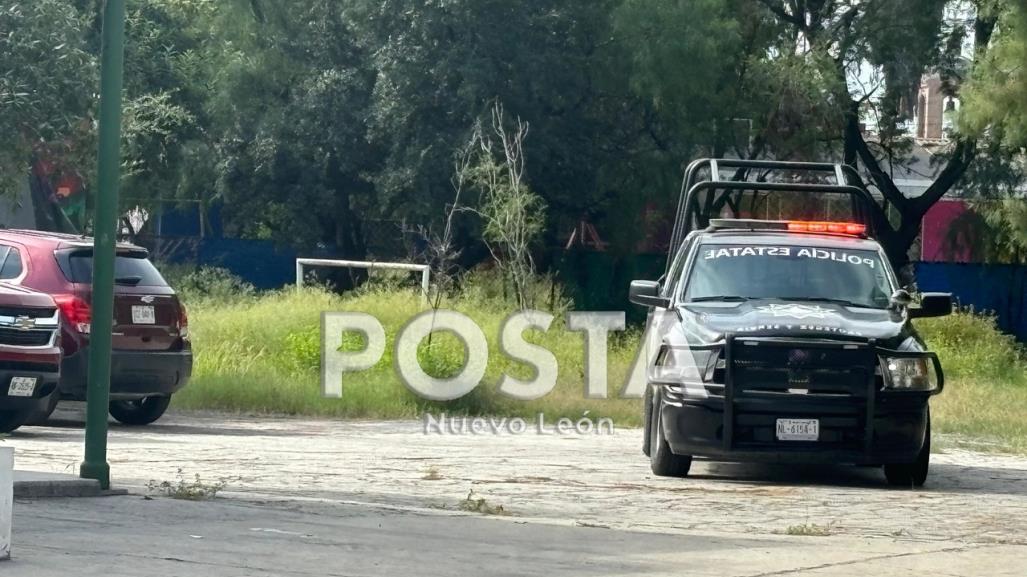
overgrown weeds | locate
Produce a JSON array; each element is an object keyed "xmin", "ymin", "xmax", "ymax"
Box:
[
  {"xmin": 783, "ymin": 522, "xmax": 834, "ymax": 537},
  {"xmin": 170, "ymin": 277, "xmax": 1027, "ymax": 452},
  {"xmin": 147, "ymin": 469, "xmax": 228, "ymax": 500},
  {"xmin": 458, "ymin": 490, "xmax": 507, "ymax": 515}
]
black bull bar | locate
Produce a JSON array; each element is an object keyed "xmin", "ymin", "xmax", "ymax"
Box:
[{"xmin": 653, "ymin": 336, "xmax": 944, "ymax": 454}]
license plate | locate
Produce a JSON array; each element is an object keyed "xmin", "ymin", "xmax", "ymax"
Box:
[
  {"xmin": 8, "ymin": 376, "xmax": 38, "ymax": 398},
  {"xmin": 776, "ymin": 418, "xmax": 820, "ymax": 441},
  {"xmin": 132, "ymin": 305, "xmax": 156, "ymax": 325}
]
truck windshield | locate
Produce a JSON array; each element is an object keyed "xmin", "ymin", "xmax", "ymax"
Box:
[{"xmin": 683, "ymin": 244, "xmax": 893, "ymax": 309}]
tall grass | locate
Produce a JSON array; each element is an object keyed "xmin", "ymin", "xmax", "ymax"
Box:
[
  {"xmin": 175, "ymin": 273, "xmax": 641, "ymax": 425},
  {"xmin": 173, "ymin": 269, "xmax": 1027, "ymax": 451},
  {"xmin": 916, "ymin": 312, "xmax": 1027, "ymax": 452}
]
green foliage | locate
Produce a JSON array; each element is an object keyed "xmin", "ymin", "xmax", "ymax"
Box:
[
  {"xmin": 613, "ymin": 0, "xmax": 744, "ymax": 151},
  {"xmin": 172, "ymin": 280, "xmax": 1027, "ymax": 452},
  {"xmin": 175, "ymin": 279, "xmax": 640, "ymax": 423},
  {"xmin": 160, "ymin": 265, "xmax": 256, "ymax": 304},
  {"xmin": 147, "ymin": 468, "xmax": 228, "ymax": 500},
  {"xmin": 918, "ymin": 312, "xmax": 1027, "ymax": 452},
  {"xmin": 466, "ymin": 106, "xmax": 548, "ymax": 308},
  {"xmin": 961, "ymin": 1, "xmax": 1027, "ymax": 150},
  {"xmin": 917, "ymin": 310, "xmax": 1027, "ymax": 386},
  {"xmin": 3, "ymin": 0, "xmax": 1025, "ymax": 268},
  {"xmin": 0, "ymin": 0, "xmax": 96, "ymax": 194}
]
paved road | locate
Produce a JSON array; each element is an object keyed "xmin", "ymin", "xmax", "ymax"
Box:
[{"xmin": 5, "ymin": 406, "xmax": 1027, "ymax": 576}]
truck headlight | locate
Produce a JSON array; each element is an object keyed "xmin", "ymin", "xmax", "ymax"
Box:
[
  {"xmin": 883, "ymin": 356, "xmax": 938, "ymax": 392},
  {"xmin": 650, "ymin": 346, "xmax": 720, "ymax": 384}
]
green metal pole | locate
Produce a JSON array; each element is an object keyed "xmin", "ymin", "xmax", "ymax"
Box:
[{"xmin": 81, "ymin": 0, "xmax": 127, "ymax": 490}]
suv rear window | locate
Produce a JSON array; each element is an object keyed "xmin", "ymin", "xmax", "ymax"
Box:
[{"xmin": 59, "ymin": 250, "xmax": 168, "ymax": 287}]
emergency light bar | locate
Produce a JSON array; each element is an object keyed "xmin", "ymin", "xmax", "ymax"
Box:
[
  {"xmin": 788, "ymin": 221, "xmax": 866, "ymax": 235},
  {"xmin": 708, "ymin": 219, "xmax": 867, "ymax": 237}
]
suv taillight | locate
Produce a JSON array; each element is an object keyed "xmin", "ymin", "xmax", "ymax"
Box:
[{"xmin": 54, "ymin": 294, "xmax": 92, "ymax": 334}]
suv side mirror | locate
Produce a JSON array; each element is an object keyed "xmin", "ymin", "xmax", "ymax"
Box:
[
  {"xmin": 629, "ymin": 280, "xmax": 670, "ymax": 309},
  {"xmin": 909, "ymin": 292, "xmax": 953, "ymax": 319}
]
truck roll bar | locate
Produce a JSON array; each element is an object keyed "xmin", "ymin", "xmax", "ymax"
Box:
[{"xmin": 666, "ymin": 159, "xmax": 877, "ymax": 273}]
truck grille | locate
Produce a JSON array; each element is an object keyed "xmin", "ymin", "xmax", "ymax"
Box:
[
  {"xmin": 0, "ymin": 309, "xmax": 59, "ymax": 348},
  {"xmin": 0, "ymin": 306, "xmax": 57, "ymax": 319},
  {"xmin": 732, "ymin": 342, "xmax": 874, "ymax": 398},
  {"xmin": 0, "ymin": 327, "xmax": 54, "ymax": 347},
  {"xmin": 725, "ymin": 338, "xmax": 877, "ymax": 452}
]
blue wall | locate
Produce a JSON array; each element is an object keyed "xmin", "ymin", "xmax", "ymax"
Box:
[
  {"xmin": 916, "ymin": 262, "xmax": 1027, "ymax": 341},
  {"xmin": 144, "ymin": 237, "xmax": 300, "ymax": 290}
]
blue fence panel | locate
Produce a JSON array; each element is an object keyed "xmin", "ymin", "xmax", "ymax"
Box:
[
  {"xmin": 916, "ymin": 262, "xmax": 1027, "ymax": 341},
  {"xmin": 195, "ymin": 238, "xmax": 299, "ymax": 290},
  {"xmin": 142, "ymin": 236, "xmax": 300, "ymax": 290}
]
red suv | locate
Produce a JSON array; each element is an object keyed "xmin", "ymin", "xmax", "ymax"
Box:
[
  {"xmin": 0, "ymin": 282, "xmax": 62, "ymax": 433},
  {"xmin": 0, "ymin": 230, "xmax": 192, "ymax": 425}
]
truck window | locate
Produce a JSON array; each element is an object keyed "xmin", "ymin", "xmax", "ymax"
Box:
[
  {"xmin": 684, "ymin": 244, "xmax": 892, "ymax": 308},
  {"xmin": 0, "ymin": 247, "xmax": 23, "ymax": 280}
]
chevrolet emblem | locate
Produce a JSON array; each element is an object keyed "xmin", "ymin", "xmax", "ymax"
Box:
[{"xmin": 13, "ymin": 316, "xmax": 36, "ymax": 331}]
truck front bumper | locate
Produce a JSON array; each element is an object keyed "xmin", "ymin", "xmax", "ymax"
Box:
[
  {"xmin": 654, "ymin": 336, "xmax": 938, "ymax": 465},
  {"xmin": 0, "ymin": 370, "xmax": 60, "ymax": 414},
  {"xmin": 658, "ymin": 392, "xmax": 929, "ymax": 465}
]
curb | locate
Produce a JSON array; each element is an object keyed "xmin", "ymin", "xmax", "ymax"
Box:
[{"xmin": 12, "ymin": 472, "xmax": 111, "ymax": 499}]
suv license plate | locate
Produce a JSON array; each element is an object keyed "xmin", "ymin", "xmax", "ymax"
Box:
[
  {"xmin": 132, "ymin": 305, "xmax": 156, "ymax": 325},
  {"xmin": 776, "ymin": 419, "xmax": 819, "ymax": 441},
  {"xmin": 8, "ymin": 376, "xmax": 38, "ymax": 398}
]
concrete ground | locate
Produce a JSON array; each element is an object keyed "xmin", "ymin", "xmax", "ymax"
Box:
[{"xmin": 5, "ymin": 405, "xmax": 1027, "ymax": 576}]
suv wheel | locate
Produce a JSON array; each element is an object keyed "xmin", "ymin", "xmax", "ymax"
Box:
[
  {"xmin": 109, "ymin": 395, "xmax": 172, "ymax": 426},
  {"xmin": 649, "ymin": 391, "xmax": 692, "ymax": 477},
  {"xmin": 0, "ymin": 410, "xmax": 28, "ymax": 434},
  {"xmin": 884, "ymin": 416, "xmax": 931, "ymax": 488}
]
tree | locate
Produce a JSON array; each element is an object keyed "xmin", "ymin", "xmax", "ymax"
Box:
[
  {"xmin": 749, "ymin": 0, "xmax": 1003, "ymax": 269},
  {"xmin": 467, "ymin": 103, "xmax": 547, "ymax": 309},
  {"xmin": 0, "ymin": 0, "xmax": 96, "ymax": 196},
  {"xmin": 961, "ymin": 0, "xmax": 1027, "ymax": 152}
]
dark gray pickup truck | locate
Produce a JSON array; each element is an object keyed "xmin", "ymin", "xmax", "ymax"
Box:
[{"xmin": 632, "ymin": 159, "xmax": 952, "ymax": 487}]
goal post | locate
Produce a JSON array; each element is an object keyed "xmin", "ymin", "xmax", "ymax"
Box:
[{"xmin": 295, "ymin": 258, "xmax": 430, "ymax": 297}]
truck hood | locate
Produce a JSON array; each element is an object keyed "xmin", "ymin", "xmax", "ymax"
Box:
[
  {"xmin": 678, "ymin": 299, "xmax": 911, "ymax": 347},
  {"xmin": 0, "ymin": 282, "xmax": 58, "ymax": 310}
]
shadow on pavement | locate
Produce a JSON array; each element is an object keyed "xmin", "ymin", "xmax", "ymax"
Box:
[{"xmin": 677, "ymin": 459, "xmax": 1027, "ymax": 496}]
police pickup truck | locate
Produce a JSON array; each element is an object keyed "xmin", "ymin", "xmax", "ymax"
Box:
[{"xmin": 631, "ymin": 159, "xmax": 952, "ymax": 487}]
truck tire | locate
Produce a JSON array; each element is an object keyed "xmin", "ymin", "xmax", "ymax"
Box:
[
  {"xmin": 649, "ymin": 393, "xmax": 692, "ymax": 477},
  {"xmin": 109, "ymin": 395, "xmax": 172, "ymax": 426},
  {"xmin": 884, "ymin": 416, "xmax": 930, "ymax": 488},
  {"xmin": 0, "ymin": 410, "xmax": 28, "ymax": 434},
  {"xmin": 642, "ymin": 385, "xmax": 654, "ymax": 457}
]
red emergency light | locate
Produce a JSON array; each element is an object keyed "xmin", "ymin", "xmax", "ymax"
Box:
[{"xmin": 787, "ymin": 221, "xmax": 866, "ymax": 236}]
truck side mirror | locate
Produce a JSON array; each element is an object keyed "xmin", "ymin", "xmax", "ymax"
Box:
[
  {"xmin": 890, "ymin": 289, "xmax": 913, "ymax": 310},
  {"xmin": 629, "ymin": 280, "xmax": 670, "ymax": 309},
  {"xmin": 909, "ymin": 293, "xmax": 953, "ymax": 319}
]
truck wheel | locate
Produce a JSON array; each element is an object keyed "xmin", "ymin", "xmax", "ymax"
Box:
[
  {"xmin": 109, "ymin": 395, "xmax": 172, "ymax": 426},
  {"xmin": 0, "ymin": 410, "xmax": 28, "ymax": 434},
  {"xmin": 884, "ymin": 417, "xmax": 931, "ymax": 488},
  {"xmin": 649, "ymin": 393, "xmax": 692, "ymax": 478},
  {"xmin": 642, "ymin": 385, "xmax": 654, "ymax": 457}
]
